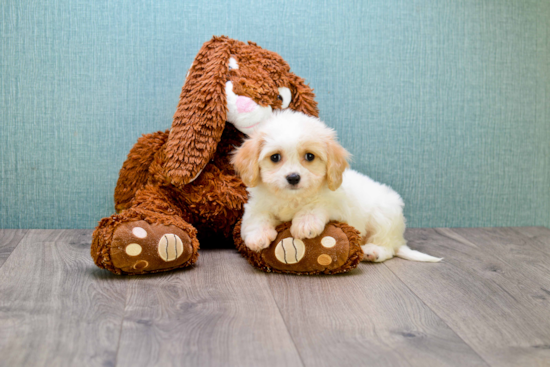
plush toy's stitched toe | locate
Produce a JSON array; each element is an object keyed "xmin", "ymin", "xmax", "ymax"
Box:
[{"xmin": 274, "ymin": 238, "xmax": 306, "ymax": 265}]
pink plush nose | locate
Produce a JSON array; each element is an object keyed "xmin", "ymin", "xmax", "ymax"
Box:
[{"xmin": 236, "ymin": 96, "xmax": 257, "ymax": 113}]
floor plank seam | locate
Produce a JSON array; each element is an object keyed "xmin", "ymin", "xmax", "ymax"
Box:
[
  {"xmin": 448, "ymin": 227, "xmax": 522, "ymax": 266},
  {"xmin": 113, "ymin": 277, "xmax": 130, "ymax": 367},
  {"xmin": 0, "ymin": 229, "xmax": 29, "ymax": 270},
  {"xmin": 265, "ymin": 279, "xmax": 307, "ymax": 367},
  {"xmin": 382, "ymin": 262, "xmax": 493, "ymax": 367}
]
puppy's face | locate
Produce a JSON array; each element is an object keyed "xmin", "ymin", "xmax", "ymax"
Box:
[
  {"xmin": 232, "ymin": 111, "xmax": 350, "ymax": 195},
  {"xmin": 258, "ymin": 138, "xmax": 329, "ymax": 194}
]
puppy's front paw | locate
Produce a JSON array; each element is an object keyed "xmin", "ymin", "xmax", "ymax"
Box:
[
  {"xmin": 244, "ymin": 228, "xmax": 278, "ymax": 252},
  {"xmin": 291, "ymin": 215, "xmax": 327, "ymax": 239}
]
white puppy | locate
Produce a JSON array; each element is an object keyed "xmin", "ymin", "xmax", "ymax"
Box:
[{"xmin": 231, "ymin": 110, "xmax": 441, "ymax": 263}]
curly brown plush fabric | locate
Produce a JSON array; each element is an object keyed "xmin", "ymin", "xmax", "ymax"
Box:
[
  {"xmin": 91, "ymin": 36, "xmax": 365, "ymax": 275},
  {"xmin": 91, "ymin": 36, "xmax": 328, "ymax": 275}
]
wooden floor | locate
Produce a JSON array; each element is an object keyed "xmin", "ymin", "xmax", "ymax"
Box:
[{"xmin": 1, "ymin": 227, "xmax": 550, "ymax": 367}]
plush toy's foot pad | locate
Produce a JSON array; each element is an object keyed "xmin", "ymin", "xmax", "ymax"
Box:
[
  {"xmin": 234, "ymin": 221, "xmax": 363, "ymax": 275},
  {"xmin": 108, "ymin": 221, "xmax": 194, "ymax": 274}
]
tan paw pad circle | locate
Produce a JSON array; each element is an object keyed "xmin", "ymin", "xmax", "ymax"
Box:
[
  {"xmin": 133, "ymin": 260, "xmax": 149, "ymax": 270},
  {"xmin": 125, "ymin": 243, "xmax": 142, "ymax": 256},
  {"xmin": 132, "ymin": 227, "xmax": 147, "ymax": 238},
  {"xmin": 275, "ymin": 238, "xmax": 305, "ymax": 264},
  {"xmin": 317, "ymin": 254, "xmax": 332, "ymax": 266},
  {"xmin": 158, "ymin": 234, "xmax": 184, "ymax": 262},
  {"xmin": 321, "ymin": 236, "xmax": 336, "ymax": 248}
]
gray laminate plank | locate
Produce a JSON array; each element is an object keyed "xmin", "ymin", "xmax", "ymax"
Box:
[
  {"xmin": 0, "ymin": 230, "xmax": 127, "ymax": 367},
  {"xmin": 0, "ymin": 229, "xmax": 28, "ymax": 268},
  {"xmin": 385, "ymin": 228, "xmax": 550, "ymax": 367},
  {"xmin": 512, "ymin": 226, "xmax": 550, "ymax": 252},
  {"xmin": 266, "ymin": 262, "xmax": 488, "ymax": 367},
  {"xmin": 452, "ymin": 227, "xmax": 550, "ymax": 303},
  {"xmin": 115, "ymin": 249, "xmax": 303, "ymax": 367}
]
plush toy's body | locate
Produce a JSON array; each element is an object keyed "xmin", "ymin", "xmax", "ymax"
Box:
[{"xmin": 91, "ymin": 36, "xmax": 362, "ymax": 275}]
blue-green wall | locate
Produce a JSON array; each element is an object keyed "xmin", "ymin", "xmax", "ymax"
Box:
[{"xmin": 1, "ymin": 0, "xmax": 549, "ymax": 229}]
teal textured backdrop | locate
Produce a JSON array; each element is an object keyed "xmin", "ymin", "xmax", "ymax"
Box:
[{"xmin": 1, "ymin": 0, "xmax": 549, "ymax": 229}]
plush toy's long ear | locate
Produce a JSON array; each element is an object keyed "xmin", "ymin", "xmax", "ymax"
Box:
[
  {"xmin": 164, "ymin": 36, "xmax": 231, "ymax": 186},
  {"xmin": 288, "ymin": 73, "xmax": 319, "ymax": 118}
]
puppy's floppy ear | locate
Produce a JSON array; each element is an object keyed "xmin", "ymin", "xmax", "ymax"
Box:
[
  {"xmin": 164, "ymin": 36, "xmax": 232, "ymax": 186},
  {"xmin": 287, "ymin": 73, "xmax": 319, "ymax": 118},
  {"xmin": 231, "ymin": 133, "xmax": 264, "ymax": 187},
  {"xmin": 326, "ymin": 138, "xmax": 350, "ymax": 191}
]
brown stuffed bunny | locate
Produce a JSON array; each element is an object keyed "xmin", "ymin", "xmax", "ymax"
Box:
[{"xmin": 91, "ymin": 36, "xmax": 362, "ymax": 275}]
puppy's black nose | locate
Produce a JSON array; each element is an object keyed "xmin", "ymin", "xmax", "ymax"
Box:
[{"xmin": 286, "ymin": 173, "xmax": 301, "ymax": 185}]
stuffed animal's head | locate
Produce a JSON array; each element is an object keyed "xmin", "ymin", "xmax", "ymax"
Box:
[{"xmin": 164, "ymin": 36, "xmax": 318, "ymax": 186}]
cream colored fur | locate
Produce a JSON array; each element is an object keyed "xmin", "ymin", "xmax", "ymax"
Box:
[{"xmin": 232, "ymin": 110, "xmax": 441, "ymax": 263}]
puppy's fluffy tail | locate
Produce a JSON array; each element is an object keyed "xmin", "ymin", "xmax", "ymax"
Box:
[{"xmin": 396, "ymin": 245, "xmax": 442, "ymax": 262}]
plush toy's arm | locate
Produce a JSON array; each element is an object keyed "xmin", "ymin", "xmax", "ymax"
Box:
[
  {"xmin": 175, "ymin": 162, "xmax": 249, "ymax": 228},
  {"xmin": 114, "ymin": 130, "xmax": 169, "ymax": 212}
]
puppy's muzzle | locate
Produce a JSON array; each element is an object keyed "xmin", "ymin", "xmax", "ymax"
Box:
[{"xmin": 286, "ymin": 173, "xmax": 301, "ymax": 186}]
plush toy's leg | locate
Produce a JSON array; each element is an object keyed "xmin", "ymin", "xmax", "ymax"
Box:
[
  {"xmin": 233, "ymin": 221, "xmax": 364, "ymax": 275},
  {"xmin": 91, "ymin": 185, "xmax": 199, "ymax": 275}
]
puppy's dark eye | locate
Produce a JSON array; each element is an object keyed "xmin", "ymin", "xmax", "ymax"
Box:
[
  {"xmin": 270, "ymin": 154, "xmax": 281, "ymax": 163},
  {"xmin": 277, "ymin": 95, "xmax": 283, "ymax": 101},
  {"xmin": 305, "ymin": 153, "xmax": 315, "ymax": 162}
]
